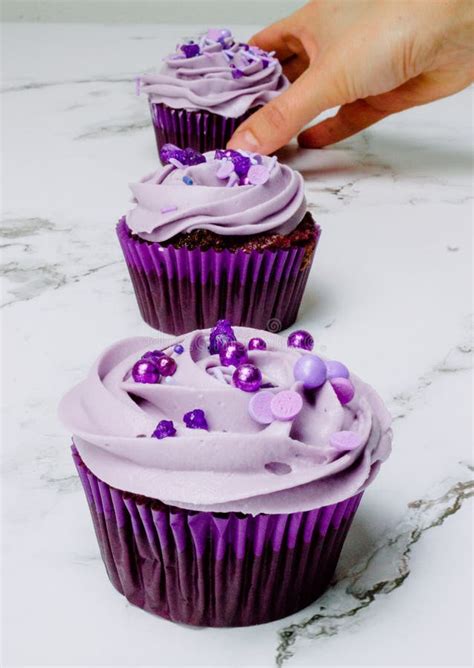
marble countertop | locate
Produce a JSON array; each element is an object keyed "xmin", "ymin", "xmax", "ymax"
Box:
[{"xmin": 2, "ymin": 23, "xmax": 472, "ymax": 668}]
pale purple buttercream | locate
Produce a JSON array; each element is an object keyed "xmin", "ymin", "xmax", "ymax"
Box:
[
  {"xmin": 126, "ymin": 153, "xmax": 306, "ymax": 243},
  {"xmin": 59, "ymin": 327, "xmax": 392, "ymax": 515},
  {"xmin": 140, "ymin": 33, "xmax": 289, "ymax": 117}
]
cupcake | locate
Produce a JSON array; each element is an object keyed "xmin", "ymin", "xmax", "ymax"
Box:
[
  {"xmin": 117, "ymin": 148, "xmax": 320, "ymax": 335},
  {"xmin": 138, "ymin": 29, "xmax": 288, "ymax": 158},
  {"xmin": 59, "ymin": 323, "xmax": 392, "ymax": 627}
]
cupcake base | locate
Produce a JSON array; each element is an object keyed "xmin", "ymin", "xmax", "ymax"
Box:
[
  {"xmin": 117, "ymin": 218, "xmax": 318, "ymax": 335},
  {"xmin": 73, "ymin": 446, "xmax": 363, "ymax": 627},
  {"xmin": 150, "ymin": 102, "xmax": 260, "ymax": 160}
]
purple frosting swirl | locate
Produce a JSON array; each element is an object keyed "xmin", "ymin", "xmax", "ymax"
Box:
[
  {"xmin": 59, "ymin": 327, "xmax": 392, "ymax": 515},
  {"xmin": 126, "ymin": 152, "xmax": 306, "ymax": 242},
  {"xmin": 139, "ymin": 30, "xmax": 289, "ymax": 117}
]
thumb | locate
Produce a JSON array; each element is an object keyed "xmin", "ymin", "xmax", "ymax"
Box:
[{"xmin": 227, "ymin": 65, "xmax": 338, "ymax": 155}]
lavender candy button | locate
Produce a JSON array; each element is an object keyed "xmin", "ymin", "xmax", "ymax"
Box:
[
  {"xmin": 329, "ymin": 430, "xmax": 362, "ymax": 452},
  {"xmin": 248, "ymin": 391, "xmax": 274, "ymax": 424},
  {"xmin": 326, "ymin": 360, "xmax": 350, "ymax": 380},
  {"xmin": 330, "ymin": 377, "xmax": 355, "ymax": 405},
  {"xmin": 271, "ymin": 390, "xmax": 303, "ymax": 421}
]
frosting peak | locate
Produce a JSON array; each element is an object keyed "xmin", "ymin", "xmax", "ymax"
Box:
[
  {"xmin": 139, "ymin": 30, "xmax": 289, "ymax": 117},
  {"xmin": 126, "ymin": 150, "xmax": 307, "ymax": 243},
  {"xmin": 59, "ymin": 326, "xmax": 392, "ymax": 515}
]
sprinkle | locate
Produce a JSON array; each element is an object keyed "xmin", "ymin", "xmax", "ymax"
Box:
[
  {"xmin": 152, "ymin": 420, "xmax": 176, "ymax": 439},
  {"xmin": 183, "ymin": 175, "xmax": 194, "ymax": 185},
  {"xmin": 174, "ymin": 344, "xmax": 184, "ymax": 355},
  {"xmin": 160, "ymin": 205, "xmax": 178, "ymax": 214},
  {"xmin": 183, "ymin": 409, "xmax": 209, "ymax": 430},
  {"xmin": 180, "ymin": 43, "xmax": 201, "ymax": 58},
  {"xmin": 231, "ymin": 67, "xmax": 245, "ymax": 80}
]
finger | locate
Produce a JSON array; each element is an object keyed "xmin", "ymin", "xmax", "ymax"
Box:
[
  {"xmin": 228, "ymin": 64, "xmax": 334, "ymax": 155},
  {"xmin": 298, "ymin": 99, "xmax": 392, "ymax": 148},
  {"xmin": 249, "ymin": 21, "xmax": 296, "ymax": 62},
  {"xmin": 282, "ymin": 54, "xmax": 310, "ymax": 82}
]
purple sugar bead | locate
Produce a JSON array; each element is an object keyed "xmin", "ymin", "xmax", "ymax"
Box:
[
  {"xmin": 132, "ymin": 359, "xmax": 160, "ymax": 384},
  {"xmin": 180, "ymin": 43, "xmax": 201, "ymax": 58},
  {"xmin": 219, "ymin": 341, "xmax": 248, "ymax": 367},
  {"xmin": 248, "ymin": 337, "xmax": 267, "ymax": 351},
  {"xmin": 209, "ymin": 319, "xmax": 236, "ymax": 355},
  {"xmin": 288, "ymin": 330, "xmax": 314, "ymax": 352},
  {"xmin": 156, "ymin": 355, "xmax": 177, "ymax": 377},
  {"xmin": 174, "ymin": 344, "xmax": 184, "ymax": 355},
  {"xmin": 183, "ymin": 409, "xmax": 209, "ymax": 430},
  {"xmin": 325, "ymin": 360, "xmax": 350, "ymax": 380},
  {"xmin": 233, "ymin": 364, "xmax": 262, "ymax": 392},
  {"xmin": 330, "ymin": 377, "xmax": 355, "ymax": 405},
  {"xmin": 152, "ymin": 420, "xmax": 176, "ymax": 439},
  {"xmin": 293, "ymin": 354, "xmax": 327, "ymax": 389}
]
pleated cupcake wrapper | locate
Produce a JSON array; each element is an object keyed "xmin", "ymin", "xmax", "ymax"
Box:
[
  {"xmin": 149, "ymin": 102, "xmax": 259, "ymax": 160},
  {"xmin": 72, "ymin": 445, "xmax": 363, "ymax": 627},
  {"xmin": 117, "ymin": 218, "xmax": 316, "ymax": 335}
]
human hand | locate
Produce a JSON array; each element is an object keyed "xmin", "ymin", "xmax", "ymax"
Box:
[{"xmin": 227, "ymin": 0, "xmax": 474, "ymax": 154}]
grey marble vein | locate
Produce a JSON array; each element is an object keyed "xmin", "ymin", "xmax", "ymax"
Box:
[{"xmin": 275, "ymin": 465, "xmax": 473, "ymax": 666}]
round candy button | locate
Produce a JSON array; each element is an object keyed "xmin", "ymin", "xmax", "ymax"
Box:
[
  {"xmin": 270, "ymin": 390, "xmax": 303, "ymax": 421},
  {"xmin": 248, "ymin": 391, "xmax": 274, "ymax": 424},
  {"xmin": 330, "ymin": 377, "xmax": 355, "ymax": 404},
  {"xmin": 325, "ymin": 360, "xmax": 350, "ymax": 380},
  {"xmin": 329, "ymin": 431, "xmax": 362, "ymax": 452}
]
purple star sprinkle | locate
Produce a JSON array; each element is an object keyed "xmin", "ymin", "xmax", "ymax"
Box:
[
  {"xmin": 159, "ymin": 143, "xmax": 186, "ymax": 165},
  {"xmin": 209, "ymin": 319, "xmax": 236, "ymax": 355},
  {"xmin": 231, "ymin": 154, "xmax": 251, "ymax": 178},
  {"xmin": 183, "ymin": 147, "xmax": 206, "ymax": 166},
  {"xmin": 231, "ymin": 66, "xmax": 244, "ymax": 79},
  {"xmin": 183, "ymin": 409, "xmax": 209, "ymax": 430},
  {"xmin": 152, "ymin": 420, "xmax": 177, "ymax": 439},
  {"xmin": 180, "ymin": 43, "xmax": 201, "ymax": 58}
]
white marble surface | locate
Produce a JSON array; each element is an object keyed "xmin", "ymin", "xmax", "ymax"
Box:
[{"xmin": 2, "ymin": 23, "xmax": 473, "ymax": 668}]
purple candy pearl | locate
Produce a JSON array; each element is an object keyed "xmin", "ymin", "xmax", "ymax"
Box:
[
  {"xmin": 156, "ymin": 355, "xmax": 177, "ymax": 377},
  {"xmin": 174, "ymin": 344, "xmax": 184, "ymax": 355},
  {"xmin": 132, "ymin": 359, "xmax": 160, "ymax": 384},
  {"xmin": 209, "ymin": 319, "xmax": 236, "ymax": 355},
  {"xmin": 152, "ymin": 420, "xmax": 176, "ymax": 439},
  {"xmin": 293, "ymin": 354, "xmax": 327, "ymax": 389},
  {"xmin": 330, "ymin": 377, "xmax": 355, "ymax": 405},
  {"xmin": 220, "ymin": 341, "xmax": 248, "ymax": 367},
  {"xmin": 288, "ymin": 330, "xmax": 314, "ymax": 352},
  {"xmin": 233, "ymin": 364, "xmax": 262, "ymax": 392},
  {"xmin": 142, "ymin": 349, "xmax": 165, "ymax": 364},
  {"xmin": 248, "ymin": 337, "xmax": 267, "ymax": 351},
  {"xmin": 183, "ymin": 409, "xmax": 209, "ymax": 430},
  {"xmin": 325, "ymin": 360, "xmax": 350, "ymax": 380}
]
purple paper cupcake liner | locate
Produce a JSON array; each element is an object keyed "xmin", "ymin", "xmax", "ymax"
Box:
[
  {"xmin": 149, "ymin": 102, "xmax": 260, "ymax": 160},
  {"xmin": 117, "ymin": 218, "xmax": 318, "ymax": 335},
  {"xmin": 72, "ymin": 445, "xmax": 363, "ymax": 627}
]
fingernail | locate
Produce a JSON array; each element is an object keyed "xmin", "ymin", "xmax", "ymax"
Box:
[{"xmin": 228, "ymin": 129, "xmax": 260, "ymax": 152}]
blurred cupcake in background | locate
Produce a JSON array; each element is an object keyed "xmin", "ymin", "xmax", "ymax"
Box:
[
  {"xmin": 117, "ymin": 146, "xmax": 320, "ymax": 335},
  {"xmin": 138, "ymin": 29, "xmax": 288, "ymax": 159}
]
